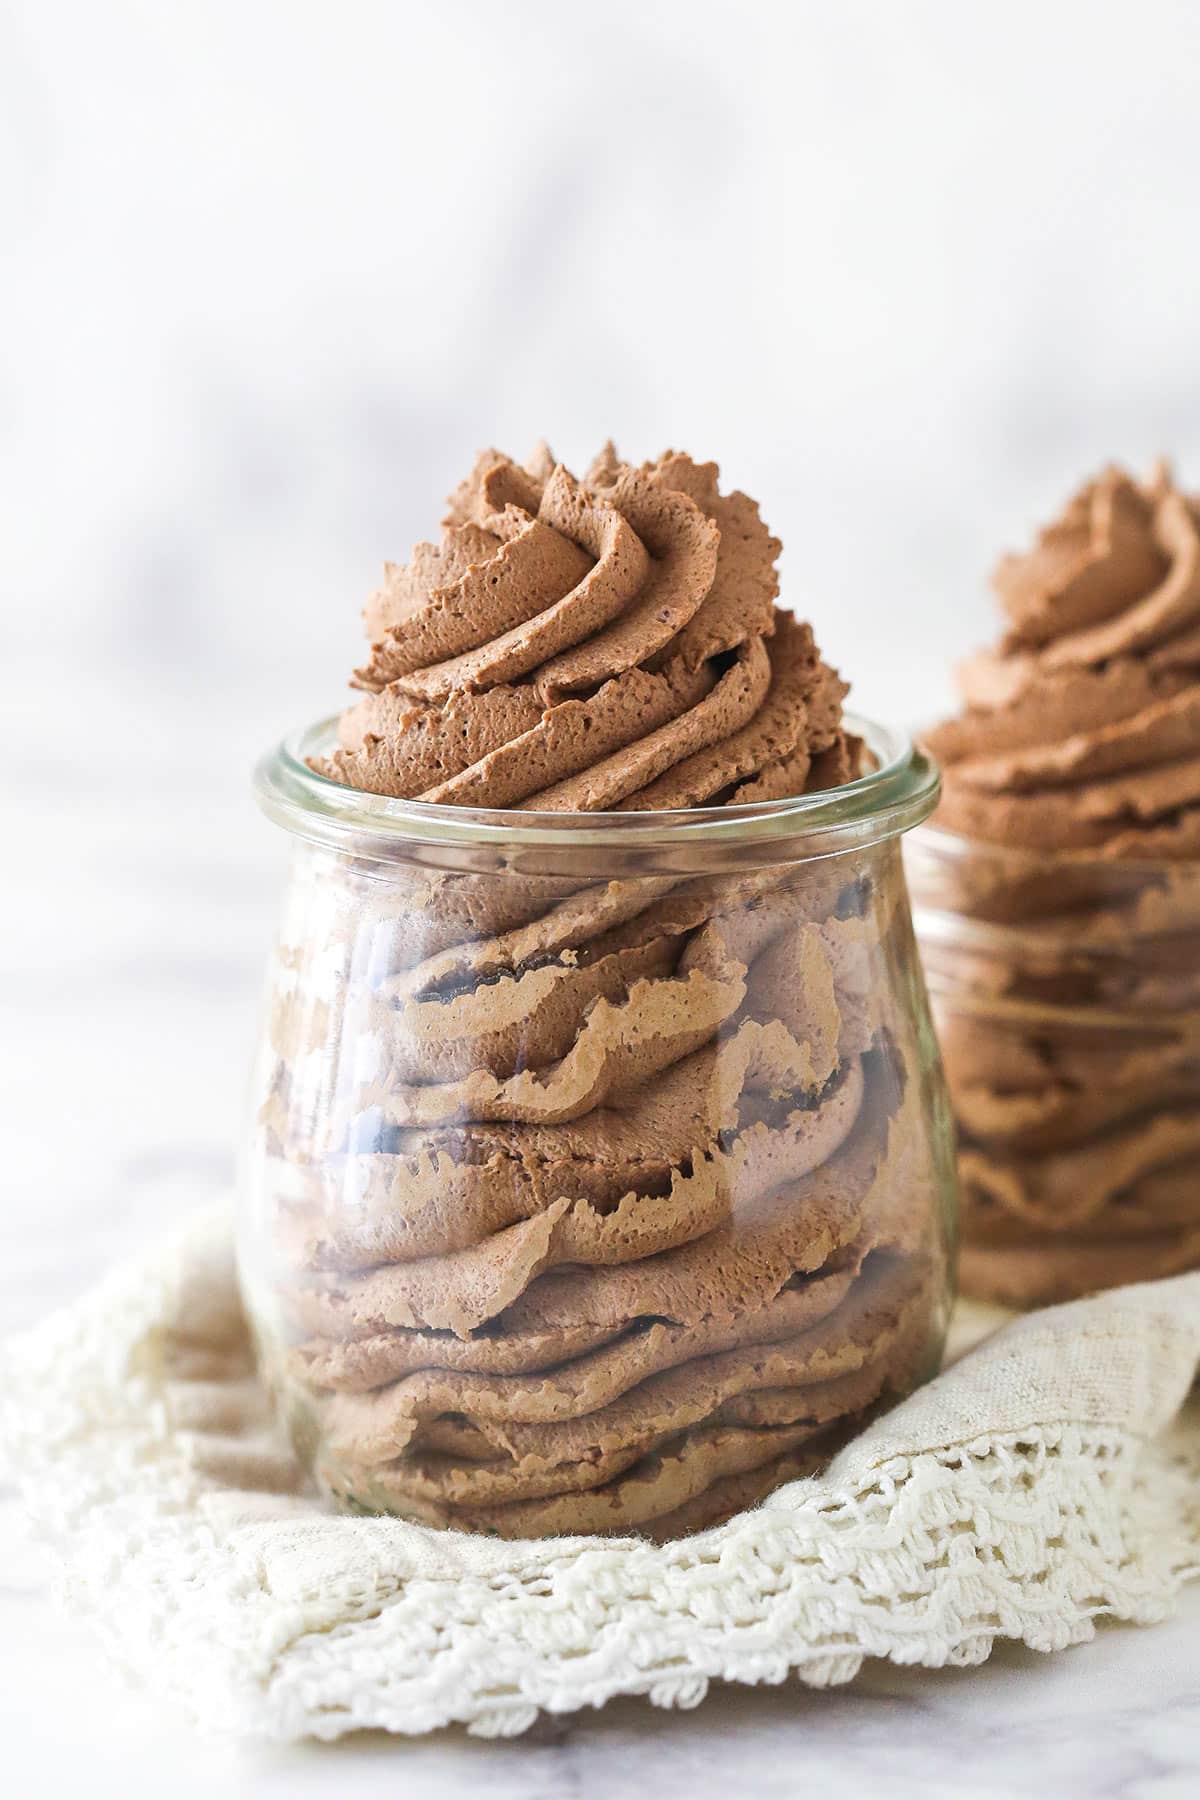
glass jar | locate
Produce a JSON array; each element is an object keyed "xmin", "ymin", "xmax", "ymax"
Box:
[
  {"xmin": 239, "ymin": 716, "xmax": 956, "ymax": 1541},
  {"xmin": 908, "ymin": 825, "xmax": 1200, "ymax": 1308}
]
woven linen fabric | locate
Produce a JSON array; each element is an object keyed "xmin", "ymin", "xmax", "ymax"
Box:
[{"xmin": 2, "ymin": 1208, "xmax": 1199, "ymax": 1742}]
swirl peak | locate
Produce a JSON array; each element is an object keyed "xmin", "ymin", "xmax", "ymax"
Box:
[{"xmin": 314, "ymin": 445, "xmax": 857, "ymax": 813}]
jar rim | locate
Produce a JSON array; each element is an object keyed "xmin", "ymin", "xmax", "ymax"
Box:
[
  {"xmin": 252, "ymin": 712, "xmax": 940, "ymax": 868},
  {"xmin": 911, "ymin": 818, "xmax": 1200, "ymax": 878},
  {"xmin": 908, "ymin": 819, "xmax": 1200, "ymax": 967}
]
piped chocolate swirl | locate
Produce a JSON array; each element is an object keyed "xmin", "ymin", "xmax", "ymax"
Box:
[
  {"xmin": 313, "ymin": 444, "xmax": 858, "ymax": 812},
  {"xmin": 928, "ymin": 463, "xmax": 1200, "ymax": 859}
]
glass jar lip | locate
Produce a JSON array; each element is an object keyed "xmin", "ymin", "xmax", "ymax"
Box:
[
  {"xmin": 252, "ymin": 711, "xmax": 940, "ymax": 865},
  {"xmin": 910, "ymin": 818, "xmax": 1200, "ymax": 878},
  {"xmin": 908, "ymin": 819, "xmax": 1200, "ymax": 964}
]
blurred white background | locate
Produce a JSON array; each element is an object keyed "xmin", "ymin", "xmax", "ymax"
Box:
[{"xmin": 4, "ymin": 0, "xmax": 1200, "ymax": 1326}]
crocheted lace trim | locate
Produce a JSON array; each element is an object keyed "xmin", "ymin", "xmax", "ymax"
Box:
[{"xmin": 2, "ymin": 1211, "xmax": 1198, "ymax": 1740}]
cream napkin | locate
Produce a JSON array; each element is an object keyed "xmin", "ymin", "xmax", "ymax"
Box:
[{"xmin": 2, "ymin": 1208, "xmax": 1198, "ymax": 1741}]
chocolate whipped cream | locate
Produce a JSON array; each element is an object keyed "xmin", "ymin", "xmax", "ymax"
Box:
[
  {"xmin": 311, "ymin": 445, "xmax": 858, "ymax": 813},
  {"xmin": 916, "ymin": 462, "xmax": 1200, "ymax": 1306},
  {"xmin": 248, "ymin": 444, "xmax": 950, "ymax": 1537},
  {"xmin": 930, "ymin": 464, "xmax": 1200, "ymax": 858}
]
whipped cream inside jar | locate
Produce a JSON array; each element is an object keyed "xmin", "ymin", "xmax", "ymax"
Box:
[
  {"xmin": 910, "ymin": 461, "xmax": 1200, "ymax": 1307},
  {"xmin": 239, "ymin": 445, "xmax": 956, "ymax": 1539}
]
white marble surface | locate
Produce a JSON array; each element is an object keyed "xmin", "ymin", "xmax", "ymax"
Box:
[{"xmin": 5, "ymin": 2, "xmax": 1200, "ymax": 1793}]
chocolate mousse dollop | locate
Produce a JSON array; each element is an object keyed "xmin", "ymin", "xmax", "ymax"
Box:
[
  {"xmin": 312, "ymin": 444, "xmax": 860, "ymax": 811},
  {"xmin": 916, "ymin": 462, "xmax": 1200, "ymax": 1307},
  {"xmin": 253, "ymin": 445, "xmax": 947, "ymax": 1538},
  {"xmin": 928, "ymin": 463, "xmax": 1200, "ymax": 858}
]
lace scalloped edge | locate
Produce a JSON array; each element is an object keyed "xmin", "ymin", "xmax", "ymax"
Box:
[{"xmin": 2, "ymin": 1226, "xmax": 1199, "ymax": 1741}]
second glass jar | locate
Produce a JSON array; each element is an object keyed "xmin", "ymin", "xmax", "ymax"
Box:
[{"xmin": 908, "ymin": 824, "xmax": 1200, "ymax": 1307}]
